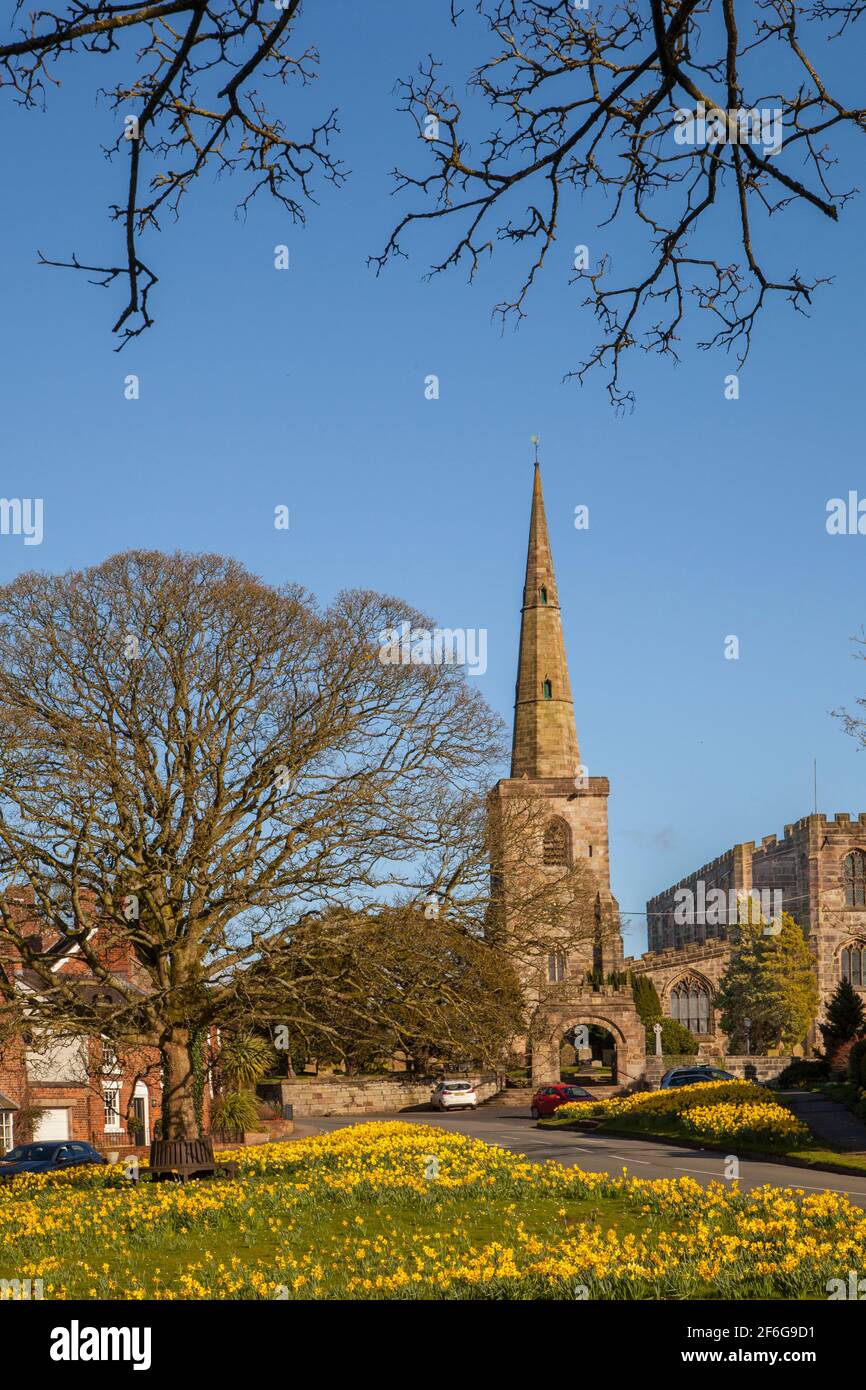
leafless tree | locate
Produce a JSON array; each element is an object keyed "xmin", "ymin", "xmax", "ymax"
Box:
[
  {"xmin": 0, "ymin": 550, "xmax": 609, "ymax": 1137},
  {"xmin": 0, "ymin": 552, "xmax": 506, "ymax": 1135},
  {"xmin": 377, "ymin": 0, "xmax": 866, "ymax": 406}
]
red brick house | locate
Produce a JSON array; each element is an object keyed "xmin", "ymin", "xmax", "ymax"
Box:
[{"xmin": 0, "ymin": 902, "xmax": 164, "ymax": 1154}]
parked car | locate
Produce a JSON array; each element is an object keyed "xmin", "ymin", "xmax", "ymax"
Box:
[
  {"xmin": 0, "ymin": 1141, "xmax": 108, "ymax": 1178},
  {"xmin": 659, "ymin": 1066, "xmax": 737, "ymax": 1090},
  {"xmin": 531, "ymin": 1084, "xmax": 595, "ymax": 1119},
  {"xmin": 430, "ymin": 1080, "xmax": 478, "ymax": 1111}
]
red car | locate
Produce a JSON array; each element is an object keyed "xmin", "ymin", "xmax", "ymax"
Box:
[{"xmin": 531, "ymin": 1084, "xmax": 594, "ymax": 1119}]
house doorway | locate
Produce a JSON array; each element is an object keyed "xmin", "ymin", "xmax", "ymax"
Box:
[{"xmin": 131, "ymin": 1084, "xmax": 149, "ymax": 1144}]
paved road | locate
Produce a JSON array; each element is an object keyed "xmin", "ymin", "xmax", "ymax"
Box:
[{"xmin": 308, "ymin": 1105, "xmax": 866, "ymax": 1208}]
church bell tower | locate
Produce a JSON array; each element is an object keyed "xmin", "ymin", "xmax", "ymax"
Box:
[{"xmin": 491, "ymin": 454, "xmax": 623, "ymax": 987}]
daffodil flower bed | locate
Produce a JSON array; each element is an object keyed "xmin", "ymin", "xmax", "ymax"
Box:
[
  {"xmin": 681, "ymin": 1102, "xmax": 809, "ymax": 1144},
  {"xmin": 556, "ymin": 1079, "xmax": 766, "ymax": 1123},
  {"xmin": 553, "ymin": 1080, "xmax": 809, "ymax": 1149},
  {"xmin": 0, "ymin": 1121, "xmax": 862, "ymax": 1299}
]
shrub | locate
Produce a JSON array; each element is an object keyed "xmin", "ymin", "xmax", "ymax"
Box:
[
  {"xmin": 828, "ymin": 1037, "xmax": 861, "ymax": 1079},
  {"xmin": 776, "ymin": 1058, "xmax": 829, "ymax": 1089},
  {"xmin": 848, "ymin": 1038, "xmax": 866, "ymax": 1089},
  {"xmin": 650, "ymin": 1016, "xmax": 699, "ymax": 1056},
  {"xmin": 211, "ymin": 1090, "xmax": 261, "ymax": 1134}
]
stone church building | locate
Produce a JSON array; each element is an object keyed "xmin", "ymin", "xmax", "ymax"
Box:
[{"xmin": 497, "ymin": 463, "xmax": 866, "ymax": 1084}]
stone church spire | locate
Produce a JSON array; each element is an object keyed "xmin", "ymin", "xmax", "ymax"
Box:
[{"xmin": 510, "ymin": 459, "xmax": 581, "ymax": 778}]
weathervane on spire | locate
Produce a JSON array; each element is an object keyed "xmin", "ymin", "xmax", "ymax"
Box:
[{"xmin": 530, "ymin": 434, "xmax": 540, "ymax": 464}]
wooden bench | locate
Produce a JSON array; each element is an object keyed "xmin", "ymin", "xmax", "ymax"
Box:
[{"xmin": 147, "ymin": 1137, "xmax": 239, "ymax": 1183}]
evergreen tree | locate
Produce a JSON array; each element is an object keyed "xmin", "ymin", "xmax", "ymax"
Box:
[
  {"xmin": 819, "ymin": 977, "xmax": 866, "ymax": 1058},
  {"xmin": 632, "ymin": 974, "xmax": 697, "ymax": 1054},
  {"xmin": 716, "ymin": 914, "xmax": 819, "ymax": 1053},
  {"xmin": 632, "ymin": 973, "xmax": 662, "ymax": 1025}
]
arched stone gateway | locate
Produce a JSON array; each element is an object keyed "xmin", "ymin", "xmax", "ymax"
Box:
[{"xmin": 531, "ymin": 988, "xmax": 647, "ymax": 1088}]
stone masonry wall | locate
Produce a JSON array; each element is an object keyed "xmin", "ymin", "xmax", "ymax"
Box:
[
  {"xmin": 265, "ymin": 1073, "xmax": 503, "ymax": 1117},
  {"xmin": 642, "ymin": 1055, "xmax": 795, "ymax": 1088}
]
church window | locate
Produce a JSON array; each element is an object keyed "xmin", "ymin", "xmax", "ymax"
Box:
[
  {"xmin": 548, "ymin": 951, "xmax": 566, "ymax": 982},
  {"xmin": 543, "ymin": 679, "xmax": 552, "ymax": 699},
  {"xmin": 540, "ymin": 587, "xmax": 548, "ymax": 605},
  {"xmin": 543, "ymin": 819, "xmax": 570, "ymax": 866},
  {"xmin": 844, "ymin": 850, "xmax": 866, "ymax": 907},
  {"xmin": 841, "ymin": 943, "xmax": 866, "ymax": 987},
  {"xmin": 670, "ymin": 978, "xmax": 712, "ymax": 1034}
]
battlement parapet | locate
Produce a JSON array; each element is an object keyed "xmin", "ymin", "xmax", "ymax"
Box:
[
  {"xmin": 635, "ymin": 940, "xmax": 731, "ymax": 967},
  {"xmin": 649, "ymin": 812, "xmax": 866, "ymax": 908}
]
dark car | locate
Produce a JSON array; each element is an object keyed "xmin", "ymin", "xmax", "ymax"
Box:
[
  {"xmin": 659, "ymin": 1066, "xmax": 737, "ymax": 1090},
  {"xmin": 531, "ymin": 1084, "xmax": 595, "ymax": 1119},
  {"xmin": 0, "ymin": 1141, "xmax": 108, "ymax": 1178}
]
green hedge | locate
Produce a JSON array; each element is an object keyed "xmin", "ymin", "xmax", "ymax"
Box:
[
  {"xmin": 848, "ymin": 1038, "xmax": 866, "ymax": 1089},
  {"xmin": 776, "ymin": 1058, "xmax": 829, "ymax": 1089}
]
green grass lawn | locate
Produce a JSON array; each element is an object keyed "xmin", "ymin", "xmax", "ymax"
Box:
[{"xmin": 11, "ymin": 1187, "xmax": 653, "ymax": 1298}]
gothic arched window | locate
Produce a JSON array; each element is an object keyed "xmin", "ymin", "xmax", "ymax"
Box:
[
  {"xmin": 540, "ymin": 586, "xmax": 548, "ymax": 606},
  {"xmin": 542, "ymin": 679, "xmax": 552, "ymax": 699},
  {"xmin": 669, "ymin": 978, "xmax": 712, "ymax": 1035},
  {"xmin": 845, "ymin": 851, "xmax": 866, "ymax": 907},
  {"xmin": 543, "ymin": 819, "xmax": 570, "ymax": 867},
  {"xmin": 841, "ymin": 943, "xmax": 866, "ymax": 987}
]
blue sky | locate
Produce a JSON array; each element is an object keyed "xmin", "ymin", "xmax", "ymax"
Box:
[{"xmin": 1, "ymin": 2, "xmax": 864, "ymax": 956}]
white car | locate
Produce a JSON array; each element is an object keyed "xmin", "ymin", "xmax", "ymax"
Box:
[{"xmin": 430, "ymin": 1080, "xmax": 478, "ymax": 1111}]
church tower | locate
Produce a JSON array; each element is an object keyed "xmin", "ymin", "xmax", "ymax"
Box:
[{"xmin": 491, "ymin": 457, "xmax": 624, "ymax": 991}]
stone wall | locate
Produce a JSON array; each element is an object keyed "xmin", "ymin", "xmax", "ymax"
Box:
[
  {"xmin": 260, "ymin": 1073, "xmax": 503, "ymax": 1117},
  {"xmin": 642, "ymin": 1055, "xmax": 795, "ymax": 1088}
]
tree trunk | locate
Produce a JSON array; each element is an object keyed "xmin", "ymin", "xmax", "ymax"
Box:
[{"xmin": 161, "ymin": 1026, "xmax": 199, "ymax": 1140}]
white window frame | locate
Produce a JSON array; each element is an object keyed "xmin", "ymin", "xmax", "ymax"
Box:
[
  {"xmin": 0, "ymin": 1110, "xmax": 13, "ymax": 1154},
  {"xmin": 103, "ymin": 1082, "xmax": 122, "ymax": 1132}
]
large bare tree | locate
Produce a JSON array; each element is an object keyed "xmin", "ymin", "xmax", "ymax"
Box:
[
  {"xmin": 0, "ymin": 550, "xmax": 607, "ymax": 1137},
  {"xmin": 0, "ymin": 552, "xmax": 504, "ymax": 1135}
]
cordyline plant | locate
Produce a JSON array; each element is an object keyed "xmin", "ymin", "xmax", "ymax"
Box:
[
  {"xmin": 0, "ymin": 551, "xmax": 606, "ymax": 1139},
  {"xmin": 1, "ymin": 2, "xmax": 864, "ymax": 398}
]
